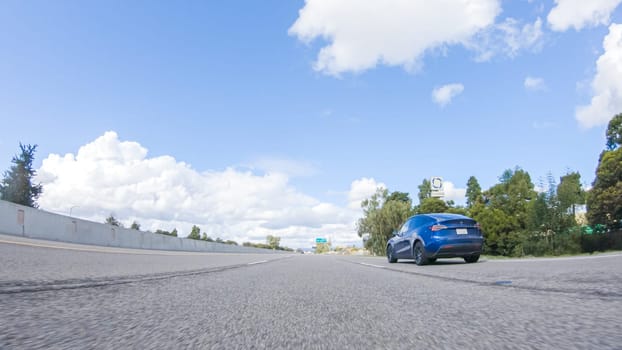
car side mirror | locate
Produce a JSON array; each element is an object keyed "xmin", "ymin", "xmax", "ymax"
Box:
[{"xmin": 392, "ymin": 230, "xmax": 398, "ymax": 237}]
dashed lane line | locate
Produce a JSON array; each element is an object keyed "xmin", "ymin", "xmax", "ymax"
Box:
[{"xmin": 248, "ymin": 260, "xmax": 269, "ymax": 265}]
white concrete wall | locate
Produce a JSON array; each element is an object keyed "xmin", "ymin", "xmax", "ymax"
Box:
[{"xmin": 0, "ymin": 200, "xmax": 282, "ymax": 254}]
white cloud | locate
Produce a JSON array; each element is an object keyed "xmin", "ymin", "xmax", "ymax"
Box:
[
  {"xmin": 501, "ymin": 17, "xmax": 544, "ymax": 55},
  {"xmin": 289, "ymin": 0, "xmax": 501, "ymax": 76},
  {"xmin": 548, "ymin": 0, "xmax": 622, "ymax": 31},
  {"xmin": 432, "ymin": 83, "xmax": 465, "ymax": 106},
  {"xmin": 576, "ymin": 23, "xmax": 622, "ymax": 128},
  {"xmin": 524, "ymin": 76, "xmax": 546, "ymax": 90},
  {"xmin": 442, "ymin": 181, "xmax": 467, "ymax": 205},
  {"xmin": 470, "ymin": 17, "xmax": 544, "ymax": 61},
  {"xmin": 35, "ymin": 131, "xmax": 379, "ymax": 248},
  {"xmin": 347, "ymin": 177, "xmax": 386, "ymax": 209}
]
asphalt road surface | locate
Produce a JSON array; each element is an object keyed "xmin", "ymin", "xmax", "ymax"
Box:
[{"xmin": 1, "ymin": 234, "xmax": 621, "ymax": 349}]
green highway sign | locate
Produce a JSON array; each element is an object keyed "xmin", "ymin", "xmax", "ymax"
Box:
[{"xmin": 316, "ymin": 237, "xmax": 327, "ymax": 243}]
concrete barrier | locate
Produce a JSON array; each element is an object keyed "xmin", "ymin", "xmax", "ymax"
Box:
[{"xmin": 0, "ymin": 199, "xmax": 284, "ymax": 254}]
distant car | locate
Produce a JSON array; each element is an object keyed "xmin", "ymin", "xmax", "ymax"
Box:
[{"xmin": 386, "ymin": 213, "xmax": 484, "ymax": 265}]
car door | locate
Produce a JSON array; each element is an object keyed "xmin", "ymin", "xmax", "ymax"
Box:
[
  {"xmin": 406, "ymin": 216, "xmax": 427, "ymax": 258},
  {"xmin": 394, "ymin": 220, "xmax": 412, "ymax": 258}
]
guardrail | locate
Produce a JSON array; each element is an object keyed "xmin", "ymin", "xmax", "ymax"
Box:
[{"xmin": 0, "ymin": 200, "xmax": 284, "ymax": 254}]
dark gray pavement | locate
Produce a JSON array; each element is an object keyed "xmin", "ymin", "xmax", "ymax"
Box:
[
  {"xmin": 0, "ymin": 233, "xmax": 286, "ymax": 286},
  {"xmin": 1, "ymin": 235, "xmax": 621, "ymax": 349}
]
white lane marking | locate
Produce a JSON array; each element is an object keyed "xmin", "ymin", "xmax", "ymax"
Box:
[
  {"xmin": 248, "ymin": 260, "xmax": 268, "ymax": 265},
  {"xmin": 0, "ymin": 239, "xmax": 235, "ymax": 256},
  {"xmin": 359, "ymin": 262, "xmax": 386, "ymax": 269}
]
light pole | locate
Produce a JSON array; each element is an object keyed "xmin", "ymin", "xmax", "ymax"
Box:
[{"xmin": 69, "ymin": 205, "xmax": 79, "ymax": 217}]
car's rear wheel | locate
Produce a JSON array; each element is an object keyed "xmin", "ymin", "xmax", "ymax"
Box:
[
  {"xmin": 464, "ymin": 255, "xmax": 480, "ymax": 263},
  {"xmin": 413, "ymin": 242, "xmax": 428, "ymax": 266},
  {"xmin": 387, "ymin": 245, "xmax": 397, "ymax": 263}
]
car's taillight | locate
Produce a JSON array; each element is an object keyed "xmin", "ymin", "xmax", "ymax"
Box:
[{"xmin": 430, "ymin": 224, "xmax": 448, "ymax": 232}]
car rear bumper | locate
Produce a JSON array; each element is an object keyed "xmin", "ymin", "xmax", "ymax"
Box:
[{"xmin": 426, "ymin": 238, "xmax": 483, "ymax": 258}]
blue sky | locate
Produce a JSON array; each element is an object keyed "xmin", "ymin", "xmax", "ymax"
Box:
[{"xmin": 1, "ymin": 1, "xmax": 621, "ymax": 247}]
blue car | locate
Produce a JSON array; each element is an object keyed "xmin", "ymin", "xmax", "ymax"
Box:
[{"xmin": 386, "ymin": 213, "xmax": 484, "ymax": 265}]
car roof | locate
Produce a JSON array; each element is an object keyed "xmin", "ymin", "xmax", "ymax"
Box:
[{"xmin": 417, "ymin": 213, "xmax": 472, "ymax": 221}]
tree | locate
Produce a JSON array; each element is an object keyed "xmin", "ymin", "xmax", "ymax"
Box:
[
  {"xmin": 155, "ymin": 228, "xmax": 178, "ymax": 237},
  {"xmin": 201, "ymin": 233, "xmax": 208, "ymax": 241},
  {"xmin": 465, "ymin": 176, "xmax": 482, "ymax": 208},
  {"xmin": 188, "ymin": 225, "xmax": 201, "ymax": 240},
  {"xmin": 471, "ymin": 168, "xmax": 536, "ymax": 256},
  {"xmin": 0, "ymin": 143, "xmax": 43, "ymax": 207},
  {"xmin": 587, "ymin": 149, "xmax": 622, "ymax": 228},
  {"xmin": 446, "ymin": 205, "xmax": 468, "ymax": 216},
  {"xmin": 266, "ymin": 235, "xmax": 280, "ymax": 249},
  {"xmin": 525, "ymin": 173, "xmax": 580, "ymax": 255},
  {"xmin": 470, "ymin": 202, "xmax": 516, "ymax": 255},
  {"xmin": 417, "ymin": 179, "xmax": 431, "ymax": 202},
  {"xmin": 315, "ymin": 242, "xmax": 330, "ymax": 254},
  {"xmin": 417, "ymin": 197, "xmax": 448, "ymax": 214},
  {"xmin": 386, "ymin": 191, "xmax": 410, "ymax": 203},
  {"xmin": 357, "ymin": 188, "xmax": 412, "ymax": 256},
  {"xmin": 130, "ymin": 221, "xmax": 141, "ymax": 230},
  {"xmin": 156, "ymin": 228, "xmax": 177, "ymax": 236},
  {"xmin": 587, "ymin": 115, "xmax": 622, "ymax": 229},
  {"xmin": 557, "ymin": 171, "xmax": 585, "ymax": 216},
  {"xmin": 491, "ymin": 167, "xmax": 535, "ymax": 227},
  {"xmin": 606, "ymin": 113, "xmax": 622, "ymax": 150},
  {"xmin": 527, "ymin": 191, "xmax": 550, "ymax": 233},
  {"xmin": 105, "ymin": 214, "xmax": 122, "ymax": 227},
  {"xmin": 357, "ymin": 188, "xmax": 386, "ymax": 254}
]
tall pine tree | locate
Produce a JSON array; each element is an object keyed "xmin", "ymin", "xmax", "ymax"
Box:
[
  {"xmin": 466, "ymin": 176, "xmax": 482, "ymax": 208},
  {"xmin": 0, "ymin": 143, "xmax": 43, "ymax": 208}
]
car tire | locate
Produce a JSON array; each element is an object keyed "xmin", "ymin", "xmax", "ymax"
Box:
[
  {"xmin": 413, "ymin": 242, "xmax": 428, "ymax": 266},
  {"xmin": 387, "ymin": 245, "xmax": 397, "ymax": 263},
  {"xmin": 464, "ymin": 255, "xmax": 480, "ymax": 263}
]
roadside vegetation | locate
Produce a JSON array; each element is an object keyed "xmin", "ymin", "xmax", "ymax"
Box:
[{"xmin": 242, "ymin": 235, "xmax": 294, "ymax": 251}]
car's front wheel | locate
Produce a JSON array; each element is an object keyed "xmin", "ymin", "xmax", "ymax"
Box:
[
  {"xmin": 387, "ymin": 245, "xmax": 397, "ymax": 263},
  {"xmin": 413, "ymin": 242, "xmax": 428, "ymax": 266},
  {"xmin": 464, "ymin": 255, "xmax": 480, "ymax": 263}
]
